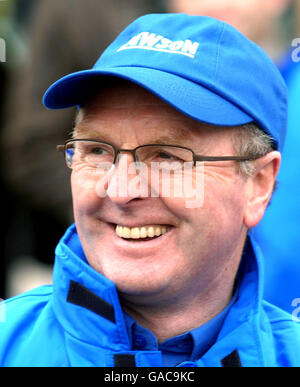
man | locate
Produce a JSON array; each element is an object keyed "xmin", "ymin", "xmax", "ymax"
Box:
[{"xmin": 1, "ymin": 13, "xmax": 299, "ymax": 367}]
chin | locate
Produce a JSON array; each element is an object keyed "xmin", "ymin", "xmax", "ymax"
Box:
[{"xmin": 99, "ymin": 260, "xmax": 172, "ymax": 299}]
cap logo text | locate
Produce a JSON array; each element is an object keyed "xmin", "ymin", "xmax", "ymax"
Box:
[{"xmin": 117, "ymin": 32, "xmax": 199, "ymax": 58}]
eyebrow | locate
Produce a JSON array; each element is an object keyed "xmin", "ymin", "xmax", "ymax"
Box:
[
  {"xmin": 73, "ymin": 125, "xmax": 107, "ymax": 140},
  {"xmin": 147, "ymin": 135, "xmax": 188, "ymax": 146}
]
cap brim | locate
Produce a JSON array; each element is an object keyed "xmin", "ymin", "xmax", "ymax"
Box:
[{"xmin": 43, "ymin": 67, "xmax": 253, "ymax": 127}]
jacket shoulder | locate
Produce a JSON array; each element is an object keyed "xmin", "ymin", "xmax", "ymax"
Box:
[
  {"xmin": 0, "ymin": 286, "xmax": 67, "ymax": 366},
  {"xmin": 4, "ymin": 284, "xmax": 53, "ymax": 302},
  {"xmin": 2, "ymin": 285, "xmax": 53, "ymax": 320},
  {"xmin": 2, "ymin": 285, "xmax": 53, "ymax": 322},
  {"xmin": 262, "ymin": 300, "xmax": 300, "ymax": 366}
]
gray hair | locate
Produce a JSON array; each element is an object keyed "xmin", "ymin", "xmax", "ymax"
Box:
[{"xmin": 232, "ymin": 123, "xmax": 275, "ymax": 178}]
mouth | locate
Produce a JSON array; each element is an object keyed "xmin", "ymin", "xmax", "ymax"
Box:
[{"xmin": 114, "ymin": 224, "xmax": 173, "ymax": 242}]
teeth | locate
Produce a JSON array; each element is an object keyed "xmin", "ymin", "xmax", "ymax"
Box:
[
  {"xmin": 115, "ymin": 225, "xmax": 170, "ymax": 239},
  {"xmin": 140, "ymin": 227, "xmax": 147, "ymax": 238},
  {"xmin": 148, "ymin": 226, "xmax": 155, "ymax": 238}
]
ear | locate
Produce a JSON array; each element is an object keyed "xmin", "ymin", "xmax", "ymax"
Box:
[{"xmin": 243, "ymin": 151, "xmax": 281, "ymax": 229}]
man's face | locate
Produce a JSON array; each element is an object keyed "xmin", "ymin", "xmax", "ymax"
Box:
[{"xmin": 71, "ymin": 82, "xmax": 250, "ymax": 307}]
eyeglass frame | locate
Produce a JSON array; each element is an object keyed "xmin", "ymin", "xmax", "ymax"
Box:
[{"xmin": 57, "ymin": 138, "xmax": 264, "ymax": 168}]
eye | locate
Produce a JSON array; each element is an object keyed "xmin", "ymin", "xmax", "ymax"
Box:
[
  {"xmin": 90, "ymin": 147, "xmax": 109, "ymax": 155},
  {"xmin": 155, "ymin": 150, "xmax": 185, "ymax": 162},
  {"xmin": 157, "ymin": 151, "xmax": 175, "ymax": 160}
]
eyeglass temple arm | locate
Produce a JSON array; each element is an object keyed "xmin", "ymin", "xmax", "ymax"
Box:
[
  {"xmin": 57, "ymin": 145, "xmax": 65, "ymax": 152},
  {"xmin": 194, "ymin": 155, "xmax": 259, "ymax": 162}
]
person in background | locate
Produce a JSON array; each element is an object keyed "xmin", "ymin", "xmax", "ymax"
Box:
[
  {"xmin": 0, "ymin": 0, "xmax": 39, "ymax": 299},
  {"xmin": 167, "ymin": 0, "xmax": 300, "ymax": 316}
]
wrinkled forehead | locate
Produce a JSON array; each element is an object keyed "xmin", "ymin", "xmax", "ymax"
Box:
[
  {"xmin": 77, "ymin": 79, "xmax": 206, "ymax": 130},
  {"xmin": 79, "ymin": 79, "xmax": 176, "ymax": 114},
  {"xmin": 75, "ymin": 80, "xmax": 193, "ymax": 140}
]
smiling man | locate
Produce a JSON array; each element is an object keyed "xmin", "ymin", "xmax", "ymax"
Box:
[
  {"xmin": 70, "ymin": 81, "xmax": 251, "ymax": 343},
  {"xmin": 1, "ymin": 13, "xmax": 300, "ymax": 367}
]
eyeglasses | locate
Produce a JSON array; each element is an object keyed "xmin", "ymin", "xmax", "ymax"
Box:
[{"xmin": 57, "ymin": 139, "xmax": 262, "ymax": 171}]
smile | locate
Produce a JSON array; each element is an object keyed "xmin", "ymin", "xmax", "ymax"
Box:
[{"xmin": 115, "ymin": 224, "xmax": 171, "ymax": 240}]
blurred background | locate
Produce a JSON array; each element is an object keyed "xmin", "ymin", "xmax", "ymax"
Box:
[{"xmin": 0, "ymin": 0, "xmax": 299, "ymax": 316}]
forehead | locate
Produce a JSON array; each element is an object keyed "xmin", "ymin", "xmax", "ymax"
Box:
[
  {"xmin": 80, "ymin": 80, "xmax": 187, "ymax": 120},
  {"xmin": 75, "ymin": 79, "xmax": 236, "ymax": 147}
]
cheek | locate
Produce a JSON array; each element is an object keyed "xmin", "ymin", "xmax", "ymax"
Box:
[
  {"xmin": 204, "ymin": 177, "xmax": 247, "ymax": 246},
  {"xmin": 161, "ymin": 168, "xmax": 246, "ymax": 221},
  {"xmin": 71, "ymin": 172, "xmax": 102, "ymax": 218}
]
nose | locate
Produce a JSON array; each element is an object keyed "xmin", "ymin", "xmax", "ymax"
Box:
[
  {"xmin": 106, "ymin": 152, "xmax": 148, "ymax": 205},
  {"xmin": 114, "ymin": 148, "xmax": 137, "ymax": 165}
]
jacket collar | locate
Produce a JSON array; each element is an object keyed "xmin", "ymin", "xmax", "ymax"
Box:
[{"xmin": 52, "ymin": 224, "xmax": 131, "ymax": 351}]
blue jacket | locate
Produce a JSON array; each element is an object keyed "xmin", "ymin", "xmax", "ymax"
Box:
[{"xmin": 1, "ymin": 224, "xmax": 300, "ymax": 367}]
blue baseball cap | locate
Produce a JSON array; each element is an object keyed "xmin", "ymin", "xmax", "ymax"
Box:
[{"xmin": 43, "ymin": 13, "xmax": 287, "ymax": 151}]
